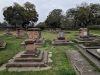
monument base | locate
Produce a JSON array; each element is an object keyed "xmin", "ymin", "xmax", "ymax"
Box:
[
  {"xmin": 74, "ymin": 36, "xmax": 96, "ymax": 43},
  {"xmin": 52, "ymin": 39, "xmax": 73, "ymax": 45},
  {"xmin": 4, "ymin": 50, "xmax": 52, "ymax": 71},
  {"xmin": 21, "ymin": 38, "xmax": 45, "ymax": 47},
  {"xmin": 76, "ymin": 45, "xmax": 100, "ymax": 69},
  {"xmin": 78, "ymin": 44, "xmax": 100, "ymax": 49}
]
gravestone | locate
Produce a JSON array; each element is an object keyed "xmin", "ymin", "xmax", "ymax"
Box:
[
  {"xmin": 5, "ymin": 27, "xmax": 52, "ymax": 71},
  {"xmin": 79, "ymin": 28, "xmax": 88, "ymax": 38},
  {"xmin": 74, "ymin": 28, "xmax": 97, "ymax": 43},
  {"xmin": 16, "ymin": 28, "xmax": 25, "ymax": 38},
  {"xmin": 52, "ymin": 30, "xmax": 73, "ymax": 45},
  {"xmin": 26, "ymin": 28, "xmax": 44, "ymax": 45},
  {"xmin": 58, "ymin": 31, "xmax": 65, "ymax": 40}
]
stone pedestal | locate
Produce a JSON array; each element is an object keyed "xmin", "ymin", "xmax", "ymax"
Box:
[
  {"xmin": 52, "ymin": 31, "xmax": 73, "ymax": 45},
  {"xmin": 16, "ymin": 28, "xmax": 25, "ymax": 38},
  {"xmin": 5, "ymin": 28, "xmax": 51, "ymax": 71},
  {"xmin": 79, "ymin": 28, "xmax": 88, "ymax": 38},
  {"xmin": 74, "ymin": 28, "xmax": 97, "ymax": 43},
  {"xmin": 26, "ymin": 28, "xmax": 44, "ymax": 45}
]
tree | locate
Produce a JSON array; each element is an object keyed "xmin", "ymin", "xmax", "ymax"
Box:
[
  {"xmin": 36, "ymin": 22, "xmax": 46, "ymax": 30},
  {"xmin": 45, "ymin": 9, "xmax": 63, "ymax": 29},
  {"xmin": 66, "ymin": 3, "xmax": 96, "ymax": 28},
  {"xmin": 3, "ymin": 2, "xmax": 38, "ymax": 28}
]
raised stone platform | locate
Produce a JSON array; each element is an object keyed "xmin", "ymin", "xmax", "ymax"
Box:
[
  {"xmin": 66, "ymin": 50, "xmax": 100, "ymax": 75},
  {"xmin": 52, "ymin": 39, "xmax": 73, "ymax": 45},
  {"xmin": 21, "ymin": 38, "xmax": 45, "ymax": 47},
  {"xmin": 78, "ymin": 44, "xmax": 100, "ymax": 49},
  {"xmin": 74, "ymin": 37, "xmax": 96, "ymax": 43},
  {"xmin": 87, "ymin": 49, "xmax": 100, "ymax": 60},
  {"xmin": 76, "ymin": 45, "xmax": 100, "ymax": 69},
  {"xmin": 6, "ymin": 50, "xmax": 49, "ymax": 68}
]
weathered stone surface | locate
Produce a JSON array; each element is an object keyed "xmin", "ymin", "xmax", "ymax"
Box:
[
  {"xmin": 52, "ymin": 40, "xmax": 73, "ymax": 45},
  {"xmin": 78, "ymin": 44, "xmax": 100, "ymax": 49},
  {"xmin": 76, "ymin": 45, "xmax": 100, "ymax": 69},
  {"xmin": 53, "ymin": 30, "xmax": 73, "ymax": 45},
  {"xmin": 66, "ymin": 50, "xmax": 100, "ymax": 75},
  {"xmin": 97, "ymin": 49, "xmax": 100, "ymax": 55}
]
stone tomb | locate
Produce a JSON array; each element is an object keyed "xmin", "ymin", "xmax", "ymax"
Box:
[
  {"xmin": 5, "ymin": 28, "xmax": 12, "ymax": 35},
  {"xmin": 78, "ymin": 39, "xmax": 100, "ymax": 49},
  {"xmin": 0, "ymin": 40, "xmax": 6, "ymax": 49},
  {"xmin": 74, "ymin": 28, "xmax": 97, "ymax": 43},
  {"xmin": 77, "ymin": 44, "xmax": 100, "ymax": 69},
  {"xmin": 52, "ymin": 30, "xmax": 73, "ymax": 45},
  {"xmin": 5, "ymin": 40, "xmax": 52, "ymax": 71},
  {"xmin": 22, "ymin": 28, "xmax": 45, "ymax": 46},
  {"xmin": 16, "ymin": 28, "xmax": 25, "ymax": 38}
]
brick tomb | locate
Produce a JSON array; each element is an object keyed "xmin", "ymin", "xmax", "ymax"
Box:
[
  {"xmin": 22, "ymin": 28, "xmax": 44, "ymax": 46},
  {"xmin": 3, "ymin": 28, "xmax": 52, "ymax": 71}
]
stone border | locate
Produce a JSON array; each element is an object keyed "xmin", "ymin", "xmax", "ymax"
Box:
[
  {"xmin": 73, "ymin": 38, "xmax": 94, "ymax": 43},
  {"xmin": 76, "ymin": 45, "xmax": 100, "ymax": 69},
  {"xmin": 0, "ymin": 51, "xmax": 52, "ymax": 71},
  {"xmin": 52, "ymin": 40, "xmax": 73, "ymax": 45},
  {"xmin": 78, "ymin": 44, "xmax": 100, "ymax": 49}
]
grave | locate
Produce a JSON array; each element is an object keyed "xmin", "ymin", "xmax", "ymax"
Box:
[
  {"xmin": 78, "ymin": 39, "xmax": 100, "ymax": 49},
  {"xmin": 76, "ymin": 38, "xmax": 100, "ymax": 69},
  {"xmin": 4, "ymin": 27, "xmax": 52, "ymax": 71},
  {"xmin": 21, "ymin": 28, "xmax": 45, "ymax": 46},
  {"xmin": 0, "ymin": 40, "xmax": 6, "ymax": 49},
  {"xmin": 52, "ymin": 30, "xmax": 73, "ymax": 45},
  {"xmin": 16, "ymin": 28, "xmax": 25, "ymax": 38},
  {"xmin": 5, "ymin": 28, "xmax": 12, "ymax": 35},
  {"xmin": 76, "ymin": 44, "xmax": 100, "ymax": 69},
  {"xmin": 74, "ymin": 28, "xmax": 97, "ymax": 43}
]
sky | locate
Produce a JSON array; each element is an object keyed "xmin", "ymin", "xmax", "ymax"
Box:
[{"xmin": 0, "ymin": 0, "xmax": 100, "ymax": 23}]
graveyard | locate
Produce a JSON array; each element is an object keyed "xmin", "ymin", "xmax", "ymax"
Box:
[
  {"xmin": 0, "ymin": 1, "xmax": 100, "ymax": 75},
  {"xmin": 0, "ymin": 29, "xmax": 99, "ymax": 75}
]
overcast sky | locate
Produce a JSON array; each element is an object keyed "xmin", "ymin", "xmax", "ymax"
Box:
[{"xmin": 0, "ymin": 0, "xmax": 99, "ymax": 23}]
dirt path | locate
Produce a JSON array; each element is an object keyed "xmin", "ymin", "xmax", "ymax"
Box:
[{"xmin": 67, "ymin": 50, "xmax": 100, "ymax": 75}]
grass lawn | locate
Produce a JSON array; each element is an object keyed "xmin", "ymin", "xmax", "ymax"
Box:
[{"xmin": 0, "ymin": 30, "xmax": 99, "ymax": 75}]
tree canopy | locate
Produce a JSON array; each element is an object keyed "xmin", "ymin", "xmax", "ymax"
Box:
[
  {"xmin": 45, "ymin": 9, "xmax": 63, "ymax": 29},
  {"xmin": 3, "ymin": 2, "xmax": 38, "ymax": 28}
]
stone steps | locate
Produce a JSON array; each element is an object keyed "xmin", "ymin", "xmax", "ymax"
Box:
[
  {"xmin": 52, "ymin": 40, "xmax": 73, "ymax": 45},
  {"xmin": 79, "ymin": 44, "xmax": 100, "ymax": 49},
  {"xmin": 14, "ymin": 51, "xmax": 44, "ymax": 62},
  {"xmin": 76, "ymin": 45, "xmax": 100, "ymax": 69},
  {"xmin": 6, "ymin": 51, "xmax": 48, "ymax": 68},
  {"xmin": 87, "ymin": 49, "xmax": 100, "ymax": 60}
]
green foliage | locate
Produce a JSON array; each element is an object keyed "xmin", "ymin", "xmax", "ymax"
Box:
[
  {"xmin": 45, "ymin": 9, "xmax": 63, "ymax": 29},
  {"xmin": 3, "ymin": 2, "xmax": 38, "ymax": 27}
]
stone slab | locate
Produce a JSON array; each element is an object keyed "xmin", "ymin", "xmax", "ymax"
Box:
[
  {"xmin": 87, "ymin": 49, "xmax": 100, "ymax": 60},
  {"xmin": 79, "ymin": 44, "xmax": 100, "ymax": 49},
  {"xmin": 52, "ymin": 40, "xmax": 73, "ymax": 45},
  {"xmin": 66, "ymin": 50, "xmax": 100, "ymax": 75},
  {"xmin": 76, "ymin": 45, "xmax": 100, "ymax": 69}
]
